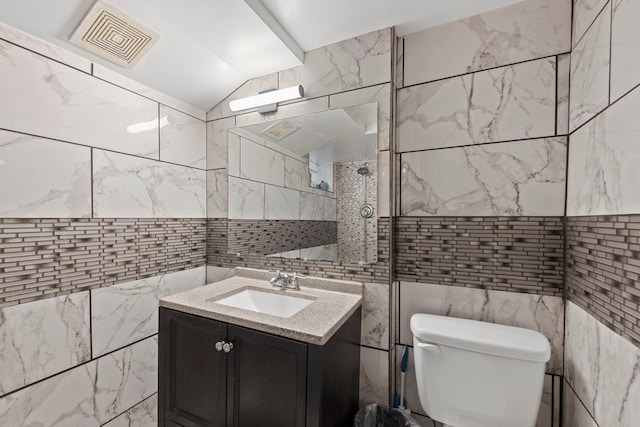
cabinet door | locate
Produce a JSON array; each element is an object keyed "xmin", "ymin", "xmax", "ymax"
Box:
[
  {"xmin": 160, "ymin": 309, "xmax": 228, "ymax": 427},
  {"xmin": 227, "ymin": 325, "xmax": 307, "ymax": 427}
]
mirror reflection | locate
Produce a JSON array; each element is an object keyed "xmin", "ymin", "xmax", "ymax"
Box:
[{"xmin": 227, "ymin": 103, "xmax": 378, "ymax": 263}]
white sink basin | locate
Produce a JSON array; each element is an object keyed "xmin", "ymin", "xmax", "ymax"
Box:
[{"xmin": 216, "ymin": 289, "xmax": 313, "ymax": 318}]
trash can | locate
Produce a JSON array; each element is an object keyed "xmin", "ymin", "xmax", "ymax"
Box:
[{"xmin": 353, "ymin": 403, "xmax": 420, "ymax": 427}]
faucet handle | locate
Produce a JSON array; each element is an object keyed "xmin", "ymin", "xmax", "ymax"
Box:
[{"xmin": 288, "ymin": 272, "xmax": 307, "ymax": 290}]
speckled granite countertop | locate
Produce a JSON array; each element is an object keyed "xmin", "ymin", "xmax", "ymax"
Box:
[{"xmin": 159, "ymin": 268, "xmax": 363, "ymax": 345}]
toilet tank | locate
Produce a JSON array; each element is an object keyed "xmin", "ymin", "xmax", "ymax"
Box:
[{"xmin": 410, "ymin": 314, "xmax": 550, "ymax": 427}]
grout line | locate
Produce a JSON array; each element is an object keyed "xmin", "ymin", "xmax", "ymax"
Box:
[
  {"xmin": 399, "ymin": 53, "xmax": 567, "ymax": 90},
  {"xmin": 99, "ymin": 392, "xmax": 158, "ymax": 426},
  {"xmin": 608, "ymin": 0, "xmax": 613, "ymax": 107},
  {"xmin": 571, "ymin": 0, "xmax": 611, "ymax": 50},
  {"xmin": 0, "ymin": 127, "xmax": 208, "ymax": 171},
  {"xmin": 397, "ymin": 134, "xmax": 563, "ymax": 155},
  {"xmin": 0, "ymin": 334, "xmax": 158, "ymax": 400}
]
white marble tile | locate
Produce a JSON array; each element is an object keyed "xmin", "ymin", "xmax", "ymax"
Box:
[
  {"xmin": 0, "ymin": 130, "xmax": 91, "ymax": 217},
  {"xmin": 611, "ymin": 0, "xmax": 640, "ymax": 103},
  {"xmin": 569, "ymin": 4, "xmax": 611, "ymax": 132},
  {"xmin": 323, "ymin": 197, "xmax": 337, "ymax": 221},
  {"xmin": 299, "ymin": 192, "xmax": 323, "ymax": 220},
  {"xmin": 206, "ymin": 266, "xmax": 235, "ymax": 284},
  {"xmin": 284, "ymin": 157, "xmax": 307, "ymax": 191},
  {"xmin": 401, "ymin": 137, "xmax": 567, "ymax": 216},
  {"xmin": 565, "ymin": 302, "xmax": 640, "ymax": 427},
  {"xmin": 0, "ymin": 292, "xmax": 90, "ymax": 395},
  {"xmin": 91, "ymin": 267, "xmax": 205, "ymax": 356},
  {"xmin": 207, "ymin": 73, "xmax": 278, "ymax": 120},
  {"xmin": 93, "ymin": 64, "xmax": 206, "ymax": 120},
  {"xmin": 207, "ymin": 169, "xmax": 228, "ymax": 218},
  {"xmin": 228, "ymin": 177, "xmax": 264, "ymax": 219},
  {"xmin": 279, "ymin": 29, "xmax": 391, "ymax": 99},
  {"xmin": 403, "ymin": 0, "xmax": 571, "ymax": 86},
  {"xmin": 573, "ymin": 0, "xmax": 610, "ymax": 46},
  {"xmin": 93, "ymin": 150, "xmax": 206, "ymax": 218},
  {"xmin": 103, "ymin": 394, "xmax": 157, "ymax": 427},
  {"xmin": 234, "ymin": 97, "xmax": 329, "ymax": 128},
  {"xmin": 265, "ymin": 185, "xmax": 300, "ymax": 220},
  {"xmin": 397, "ymin": 58, "xmax": 556, "ymax": 152},
  {"xmin": 228, "ymin": 132, "xmax": 241, "ymax": 177},
  {"xmin": 159, "ymin": 105, "xmax": 206, "ymax": 168},
  {"xmin": 563, "ymin": 380, "xmax": 598, "ymax": 427},
  {"xmin": 362, "ymin": 283, "xmax": 390, "ymax": 350},
  {"xmin": 399, "ymin": 282, "xmax": 564, "ymax": 374},
  {"xmin": 330, "ymin": 84, "xmax": 391, "ymax": 151},
  {"xmin": 359, "ymin": 347, "xmax": 389, "ymax": 406},
  {"xmin": 396, "ymin": 36, "xmax": 404, "ymax": 89},
  {"xmin": 207, "ymin": 117, "xmax": 235, "ymax": 170},
  {"xmin": 0, "ymin": 39, "xmax": 159, "ymax": 159},
  {"xmin": 0, "ymin": 336, "xmax": 157, "ymax": 426},
  {"xmin": 377, "ymin": 151, "xmax": 390, "ymax": 218},
  {"xmin": 557, "ymin": 53, "xmax": 571, "ymax": 135},
  {"xmin": 0, "ymin": 21, "xmax": 91, "ymax": 73},
  {"xmin": 240, "ymin": 139, "xmax": 285, "ymax": 186},
  {"xmin": 567, "ymin": 86, "xmax": 640, "ymax": 215}
]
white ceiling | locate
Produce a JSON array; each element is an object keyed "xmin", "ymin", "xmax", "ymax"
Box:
[{"xmin": 0, "ymin": 0, "xmax": 523, "ymax": 111}]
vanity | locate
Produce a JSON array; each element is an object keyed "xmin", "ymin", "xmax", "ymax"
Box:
[{"xmin": 158, "ymin": 268, "xmax": 363, "ymax": 427}]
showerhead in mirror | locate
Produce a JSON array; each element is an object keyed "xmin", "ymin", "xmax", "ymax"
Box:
[{"xmin": 357, "ymin": 165, "xmax": 370, "ymax": 175}]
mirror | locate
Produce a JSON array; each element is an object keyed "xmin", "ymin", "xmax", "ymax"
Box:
[{"xmin": 227, "ymin": 102, "xmax": 378, "ymax": 263}]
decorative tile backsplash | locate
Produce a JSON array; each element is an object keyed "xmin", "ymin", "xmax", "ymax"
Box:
[
  {"xmin": 207, "ymin": 218, "xmax": 390, "ymax": 283},
  {"xmin": 395, "ymin": 217, "xmax": 564, "ymax": 296},
  {"xmin": 227, "ymin": 219, "xmax": 337, "ymax": 256},
  {"xmin": 0, "ymin": 218, "xmax": 206, "ymax": 307},
  {"xmin": 566, "ymin": 215, "xmax": 640, "ymax": 347}
]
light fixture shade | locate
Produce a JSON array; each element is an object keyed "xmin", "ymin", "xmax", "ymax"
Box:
[{"xmin": 228, "ymin": 85, "xmax": 304, "ymax": 112}]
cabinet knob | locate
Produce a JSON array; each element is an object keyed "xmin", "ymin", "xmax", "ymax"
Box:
[{"xmin": 215, "ymin": 340, "xmax": 234, "ymax": 353}]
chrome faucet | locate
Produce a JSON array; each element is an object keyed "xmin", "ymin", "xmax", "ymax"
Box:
[{"xmin": 269, "ymin": 270, "xmax": 306, "ymax": 290}]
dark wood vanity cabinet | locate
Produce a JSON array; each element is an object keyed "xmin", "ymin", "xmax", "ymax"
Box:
[{"xmin": 159, "ymin": 307, "xmax": 361, "ymax": 427}]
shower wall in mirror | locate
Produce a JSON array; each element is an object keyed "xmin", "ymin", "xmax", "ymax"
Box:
[{"xmin": 227, "ymin": 103, "xmax": 378, "ymax": 263}]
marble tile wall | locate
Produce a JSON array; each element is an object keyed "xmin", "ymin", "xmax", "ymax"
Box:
[
  {"xmin": 0, "ymin": 20, "xmax": 210, "ymax": 425},
  {"xmin": 0, "ymin": 336, "xmax": 158, "ymax": 426},
  {"xmin": 0, "ymin": 292, "xmax": 90, "ymax": 396},
  {"xmin": 569, "ymin": 3, "xmax": 611, "ymax": 132},
  {"xmin": 564, "ymin": 302, "xmax": 640, "ymax": 426},
  {"xmin": 397, "ymin": 58, "xmax": 557, "ymax": 152},
  {"xmin": 91, "ymin": 267, "xmax": 206, "ymax": 356},
  {"xmin": 401, "ymin": 0, "xmax": 571, "ymax": 87},
  {"xmin": 564, "ymin": 0, "xmax": 640, "ymax": 424},
  {"xmin": 0, "ymin": 266, "xmax": 211, "ymax": 425},
  {"xmin": 400, "ymin": 138, "xmax": 567, "ymax": 216}
]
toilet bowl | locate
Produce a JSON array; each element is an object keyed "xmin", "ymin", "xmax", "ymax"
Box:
[{"xmin": 410, "ymin": 314, "xmax": 550, "ymax": 427}]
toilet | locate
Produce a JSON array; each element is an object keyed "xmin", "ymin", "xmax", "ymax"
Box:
[{"xmin": 410, "ymin": 313, "xmax": 550, "ymax": 427}]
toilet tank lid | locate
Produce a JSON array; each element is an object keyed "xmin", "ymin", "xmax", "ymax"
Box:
[{"xmin": 410, "ymin": 314, "xmax": 550, "ymax": 363}]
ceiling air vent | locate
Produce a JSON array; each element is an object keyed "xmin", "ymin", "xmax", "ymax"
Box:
[
  {"xmin": 262, "ymin": 119, "xmax": 300, "ymax": 141},
  {"xmin": 70, "ymin": 1, "xmax": 160, "ymax": 68}
]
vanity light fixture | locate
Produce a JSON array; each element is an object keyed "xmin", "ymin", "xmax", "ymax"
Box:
[{"xmin": 228, "ymin": 85, "xmax": 304, "ymax": 113}]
